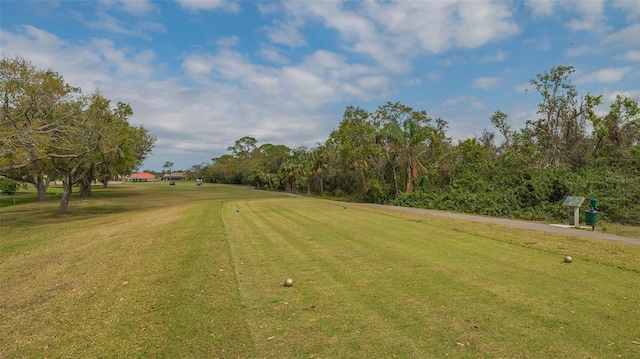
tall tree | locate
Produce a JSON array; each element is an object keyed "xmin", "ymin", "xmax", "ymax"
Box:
[
  {"xmin": 94, "ymin": 102, "xmax": 155, "ymax": 188},
  {"xmin": 310, "ymin": 144, "xmax": 330, "ymax": 196},
  {"xmin": 375, "ymin": 102, "xmax": 434, "ymax": 194},
  {"xmin": 590, "ymin": 95, "xmax": 640, "ymax": 170},
  {"xmin": 328, "ymin": 106, "xmax": 380, "ymax": 196},
  {"xmin": 1, "ymin": 57, "xmax": 78, "ymax": 200},
  {"xmin": 227, "ymin": 136, "xmax": 259, "ymax": 183},
  {"xmin": 528, "ymin": 65, "xmax": 601, "ymax": 168},
  {"xmin": 48, "ymin": 93, "xmax": 106, "ymax": 213}
]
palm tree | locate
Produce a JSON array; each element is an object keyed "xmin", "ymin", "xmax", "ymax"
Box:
[
  {"xmin": 377, "ymin": 103, "xmax": 433, "ymax": 194},
  {"xmin": 163, "ymin": 161, "xmax": 173, "ymax": 180}
]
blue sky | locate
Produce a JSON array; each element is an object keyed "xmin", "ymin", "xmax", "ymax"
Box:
[{"xmin": 2, "ymin": 0, "xmax": 639, "ymax": 171}]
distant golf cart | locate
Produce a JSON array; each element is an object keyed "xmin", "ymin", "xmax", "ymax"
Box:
[
  {"xmin": 169, "ymin": 181, "xmax": 175, "ymax": 185},
  {"xmin": 196, "ymin": 178, "xmax": 203, "ymax": 186}
]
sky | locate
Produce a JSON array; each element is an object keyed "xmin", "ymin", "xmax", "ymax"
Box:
[{"xmin": 1, "ymin": 0, "xmax": 639, "ymax": 171}]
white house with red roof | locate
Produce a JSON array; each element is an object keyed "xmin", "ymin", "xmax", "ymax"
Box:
[{"xmin": 128, "ymin": 172, "xmax": 158, "ymax": 182}]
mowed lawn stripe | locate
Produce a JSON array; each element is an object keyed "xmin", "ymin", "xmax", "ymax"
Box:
[
  {"xmin": 224, "ymin": 197, "xmax": 421, "ymax": 357},
  {"xmin": 1, "ymin": 198, "xmax": 256, "ymax": 358},
  {"xmin": 223, "ymin": 196, "xmax": 640, "ymax": 358}
]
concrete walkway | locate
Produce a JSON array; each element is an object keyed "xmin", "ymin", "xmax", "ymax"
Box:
[{"xmin": 359, "ymin": 203, "xmax": 640, "ymax": 246}]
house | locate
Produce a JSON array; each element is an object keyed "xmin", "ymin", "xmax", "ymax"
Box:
[
  {"xmin": 161, "ymin": 172, "xmax": 186, "ymax": 181},
  {"xmin": 128, "ymin": 172, "xmax": 157, "ymax": 182}
]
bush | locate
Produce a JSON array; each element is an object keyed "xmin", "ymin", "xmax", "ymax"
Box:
[{"xmin": 0, "ymin": 178, "xmax": 19, "ymax": 195}]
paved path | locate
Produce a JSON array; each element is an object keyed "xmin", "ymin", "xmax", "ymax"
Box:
[{"xmin": 358, "ymin": 203, "xmax": 640, "ymax": 246}]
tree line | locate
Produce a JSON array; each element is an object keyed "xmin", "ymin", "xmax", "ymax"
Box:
[
  {"xmin": 200, "ymin": 65, "xmax": 639, "ymax": 225},
  {"xmin": 2, "ymin": 57, "xmax": 637, "ymax": 223},
  {"xmin": 1, "ymin": 57, "xmax": 156, "ymax": 213}
]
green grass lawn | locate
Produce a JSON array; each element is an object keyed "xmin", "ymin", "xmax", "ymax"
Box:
[{"xmin": 1, "ymin": 182, "xmax": 639, "ymax": 358}]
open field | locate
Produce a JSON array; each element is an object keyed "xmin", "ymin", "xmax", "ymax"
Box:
[{"xmin": 2, "ymin": 182, "xmax": 640, "ymax": 358}]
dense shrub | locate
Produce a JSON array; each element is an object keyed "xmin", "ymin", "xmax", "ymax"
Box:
[
  {"xmin": 392, "ymin": 165, "xmax": 640, "ymax": 225},
  {"xmin": 0, "ymin": 178, "xmax": 19, "ymax": 195}
]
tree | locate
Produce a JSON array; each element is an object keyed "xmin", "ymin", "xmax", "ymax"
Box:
[
  {"xmin": 48, "ymin": 91, "xmax": 127, "ymax": 212},
  {"xmin": 2, "ymin": 57, "xmax": 155, "ymax": 211},
  {"xmin": 94, "ymin": 102, "xmax": 155, "ymax": 188},
  {"xmin": 527, "ymin": 65, "xmax": 601, "ymax": 168},
  {"xmin": 490, "ymin": 110, "xmax": 513, "ymax": 153},
  {"xmin": 187, "ymin": 162, "xmax": 209, "ymax": 180},
  {"xmin": 1, "ymin": 57, "xmax": 79, "ymax": 200},
  {"xmin": 227, "ymin": 136, "xmax": 259, "ymax": 183},
  {"xmin": 590, "ymin": 95, "xmax": 640, "ymax": 172},
  {"xmin": 228, "ymin": 136, "xmax": 258, "ymax": 159},
  {"xmin": 205, "ymin": 155, "xmax": 239, "ymax": 183},
  {"xmin": 310, "ymin": 144, "xmax": 330, "ymax": 196},
  {"xmin": 328, "ymin": 106, "xmax": 381, "ymax": 197},
  {"xmin": 253, "ymin": 143, "xmax": 290, "ymax": 190},
  {"xmin": 163, "ymin": 161, "xmax": 174, "ymax": 180},
  {"xmin": 280, "ymin": 152, "xmax": 301, "ymax": 193},
  {"xmin": 375, "ymin": 102, "xmax": 434, "ymax": 194}
]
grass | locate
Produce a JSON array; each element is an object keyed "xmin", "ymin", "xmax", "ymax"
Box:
[{"xmin": 1, "ymin": 182, "xmax": 639, "ymax": 358}]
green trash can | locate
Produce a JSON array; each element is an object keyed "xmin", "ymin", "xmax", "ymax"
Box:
[{"xmin": 585, "ymin": 198, "xmax": 598, "ymax": 231}]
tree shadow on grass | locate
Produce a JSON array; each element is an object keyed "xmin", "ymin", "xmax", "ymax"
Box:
[{"xmin": 1, "ymin": 190, "xmax": 151, "ymax": 228}]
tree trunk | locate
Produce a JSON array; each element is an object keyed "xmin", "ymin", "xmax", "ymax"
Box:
[
  {"xmin": 290, "ymin": 176, "xmax": 296, "ymax": 193},
  {"xmin": 35, "ymin": 174, "xmax": 51, "ymax": 201},
  {"xmin": 102, "ymin": 175, "xmax": 110, "ymax": 188},
  {"xmin": 59, "ymin": 173, "xmax": 73, "ymax": 214},
  {"xmin": 79, "ymin": 177, "xmax": 92, "ymax": 197},
  {"xmin": 392, "ymin": 166, "xmax": 400, "ymax": 198},
  {"xmin": 405, "ymin": 152, "xmax": 415, "ymax": 193}
]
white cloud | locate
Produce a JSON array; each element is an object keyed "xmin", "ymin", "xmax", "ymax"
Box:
[
  {"xmin": 473, "ymin": 76, "xmax": 501, "ymax": 89},
  {"xmin": 71, "ymin": 10, "xmax": 165, "ymax": 38},
  {"xmin": 275, "ymin": 0, "xmax": 519, "ymax": 73},
  {"xmin": 441, "ymin": 96, "xmax": 484, "ymax": 110},
  {"xmin": 523, "ymin": 37, "xmax": 551, "ymax": 51},
  {"xmin": 257, "ymin": 44, "xmax": 289, "ymax": 64},
  {"xmin": 425, "ymin": 71, "xmax": 439, "ymax": 82},
  {"xmin": 525, "ymin": 0, "xmax": 555, "ymax": 17},
  {"xmin": 256, "ymin": 2, "xmax": 279, "ymax": 15},
  {"xmin": 471, "ymin": 101, "xmax": 485, "ymax": 110},
  {"xmin": 525, "ymin": 0, "xmax": 609, "ymax": 34},
  {"xmin": 174, "ymin": 0, "xmax": 240, "ymax": 13},
  {"xmin": 72, "ymin": 11, "xmax": 147, "ymax": 38},
  {"xmin": 405, "ymin": 78, "xmax": 421, "ymax": 86},
  {"xmin": 603, "ymin": 24, "xmax": 640, "ymax": 47},
  {"xmin": 442, "ymin": 95, "xmax": 469, "ymax": 107},
  {"xmin": 264, "ymin": 20, "xmax": 307, "ymax": 48},
  {"xmin": 612, "ymin": 0, "xmax": 640, "ymax": 20},
  {"xmin": 0, "ymin": 25, "xmax": 156, "ymax": 93},
  {"xmin": 481, "ymin": 50, "xmax": 506, "ymax": 62},
  {"xmin": 100, "ymin": 0, "xmax": 156, "ymax": 14},
  {"xmin": 181, "ymin": 54, "xmax": 215, "ymax": 77},
  {"xmin": 174, "ymin": 46, "xmax": 390, "ymax": 150},
  {"xmin": 217, "ymin": 35, "xmax": 239, "ymax": 47},
  {"xmin": 605, "ymin": 90, "xmax": 640, "ymax": 103},
  {"xmin": 566, "ymin": 44, "xmax": 593, "ymax": 57},
  {"xmin": 565, "ymin": 0, "xmax": 608, "ymax": 33},
  {"xmin": 439, "ymin": 55, "xmax": 466, "ymax": 67},
  {"xmin": 577, "ymin": 66, "xmax": 633, "ymax": 84},
  {"xmin": 618, "ymin": 49, "xmax": 640, "ymax": 61}
]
